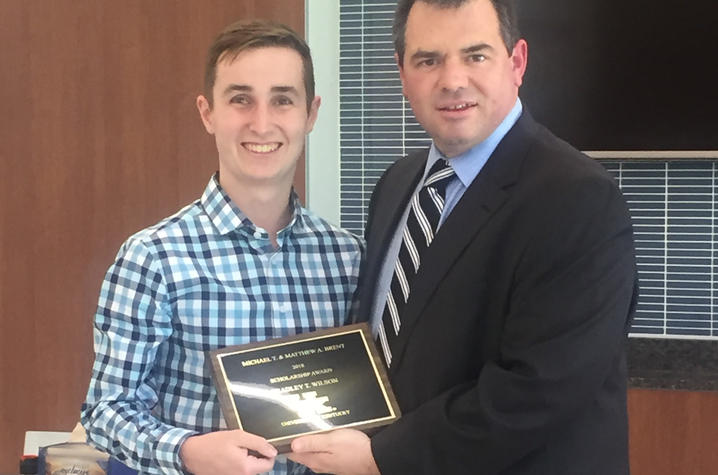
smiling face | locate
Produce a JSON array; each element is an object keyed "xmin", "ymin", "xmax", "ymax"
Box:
[
  {"xmin": 197, "ymin": 46, "xmax": 320, "ymax": 194},
  {"xmin": 397, "ymin": 0, "xmax": 527, "ymax": 157}
]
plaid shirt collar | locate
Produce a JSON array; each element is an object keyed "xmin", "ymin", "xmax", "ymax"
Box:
[{"xmin": 200, "ymin": 173, "xmax": 303, "ymax": 237}]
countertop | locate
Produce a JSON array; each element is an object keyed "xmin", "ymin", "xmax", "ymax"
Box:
[{"xmin": 628, "ymin": 337, "xmax": 718, "ymax": 391}]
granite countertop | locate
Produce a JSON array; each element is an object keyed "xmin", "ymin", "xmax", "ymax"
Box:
[{"xmin": 628, "ymin": 337, "xmax": 718, "ymax": 391}]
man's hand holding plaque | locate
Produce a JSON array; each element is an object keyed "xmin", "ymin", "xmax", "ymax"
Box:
[
  {"xmin": 180, "ymin": 430, "xmax": 278, "ymax": 475},
  {"xmin": 288, "ymin": 429, "xmax": 381, "ymax": 475}
]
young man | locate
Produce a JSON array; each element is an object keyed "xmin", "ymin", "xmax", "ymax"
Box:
[
  {"xmin": 289, "ymin": 1, "xmax": 637, "ymax": 473},
  {"xmin": 81, "ymin": 20, "xmax": 363, "ymax": 475}
]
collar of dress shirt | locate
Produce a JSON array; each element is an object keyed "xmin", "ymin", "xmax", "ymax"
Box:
[
  {"xmin": 425, "ymin": 98, "xmax": 523, "ymax": 187},
  {"xmin": 201, "ymin": 172, "xmax": 302, "ymax": 236}
]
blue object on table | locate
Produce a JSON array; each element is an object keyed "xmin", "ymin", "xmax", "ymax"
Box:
[{"xmin": 109, "ymin": 458, "xmax": 138, "ymax": 475}]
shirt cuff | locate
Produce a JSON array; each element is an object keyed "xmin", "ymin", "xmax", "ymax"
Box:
[{"xmin": 155, "ymin": 427, "xmax": 198, "ymax": 474}]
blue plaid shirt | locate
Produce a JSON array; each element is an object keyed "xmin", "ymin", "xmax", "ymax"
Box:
[{"xmin": 81, "ymin": 174, "xmax": 363, "ymax": 475}]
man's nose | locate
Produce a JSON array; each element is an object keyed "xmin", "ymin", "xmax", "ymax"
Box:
[
  {"xmin": 249, "ymin": 104, "xmax": 271, "ymax": 134},
  {"xmin": 438, "ymin": 57, "xmax": 468, "ymax": 92}
]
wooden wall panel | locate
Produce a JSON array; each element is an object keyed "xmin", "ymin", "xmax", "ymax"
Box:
[
  {"xmin": 0, "ymin": 1, "xmax": 304, "ymax": 472},
  {"xmin": 628, "ymin": 389, "xmax": 718, "ymax": 475}
]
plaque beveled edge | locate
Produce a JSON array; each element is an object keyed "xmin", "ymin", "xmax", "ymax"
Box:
[{"xmin": 208, "ymin": 322, "xmax": 401, "ymax": 452}]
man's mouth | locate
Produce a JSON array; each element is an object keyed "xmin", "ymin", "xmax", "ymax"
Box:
[
  {"xmin": 438, "ymin": 102, "xmax": 477, "ymax": 112},
  {"xmin": 242, "ymin": 142, "xmax": 282, "ymax": 153}
]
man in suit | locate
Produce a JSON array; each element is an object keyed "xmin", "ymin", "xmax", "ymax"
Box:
[{"xmin": 289, "ymin": 0, "xmax": 638, "ymax": 473}]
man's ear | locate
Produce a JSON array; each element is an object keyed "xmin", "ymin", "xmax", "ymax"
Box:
[
  {"xmin": 395, "ymin": 52, "xmax": 407, "ymax": 97},
  {"xmin": 510, "ymin": 39, "xmax": 528, "ymax": 88},
  {"xmin": 305, "ymin": 95, "xmax": 322, "ymax": 134},
  {"xmin": 196, "ymin": 95, "xmax": 214, "ymax": 134}
]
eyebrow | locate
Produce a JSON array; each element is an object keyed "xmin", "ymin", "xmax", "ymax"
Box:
[
  {"xmin": 410, "ymin": 49, "xmax": 441, "ymax": 62},
  {"xmin": 410, "ymin": 43, "xmax": 494, "ymax": 62},
  {"xmin": 222, "ymin": 84, "xmax": 300, "ymax": 96},
  {"xmin": 271, "ymin": 86, "xmax": 300, "ymax": 96},
  {"xmin": 461, "ymin": 43, "xmax": 494, "ymax": 55}
]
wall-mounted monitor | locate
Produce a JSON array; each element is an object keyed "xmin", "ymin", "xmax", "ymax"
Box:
[{"xmin": 518, "ymin": 0, "xmax": 718, "ymax": 151}]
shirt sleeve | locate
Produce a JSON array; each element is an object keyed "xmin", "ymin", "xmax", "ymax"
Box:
[
  {"xmin": 81, "ymin": 238, "xmax": 195, "ymax": 474},
  {"xmin": 347, "ymin": 236, "xmax": 366, "ymax": 324}
]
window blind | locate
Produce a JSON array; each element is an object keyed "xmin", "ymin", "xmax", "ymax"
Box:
[
  {"xmin": 339, "ymin": 1, "xmax": 430, "ymax": 232},
  {"xmin": 338, "ymin": 0, "xmax": 718, "ymax": 339},
  {"xmin": 603, "ymin": 161, "xmax": 718, "ymax": 338}
]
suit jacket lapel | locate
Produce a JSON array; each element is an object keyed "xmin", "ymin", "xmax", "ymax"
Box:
[
  {"xmin": 360, "ymin": 153, "xmax": 427, "ymax": 320},
  {"xmin": 389, "ymin": 112, "xmax": 539, "ymax": 372}
]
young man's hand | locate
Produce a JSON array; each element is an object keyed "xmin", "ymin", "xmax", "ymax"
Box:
[
  {"xmin": 180, "ymin": 430, "xmax": 277, "ymax": 475},
  {"xmin": 288, "ymin": 428, "xmax": 380, "ymax": 475}
]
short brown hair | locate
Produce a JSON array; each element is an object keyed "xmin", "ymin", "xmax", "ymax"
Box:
[
  {"xmin": 203, "ymin": 19, "xmax": 315, "ymax": 110},
  {"xmin": 393, "ymin": 0, "xmax": 520, "ymax": 66}
]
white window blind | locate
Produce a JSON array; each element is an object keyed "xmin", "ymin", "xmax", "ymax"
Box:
[
  {"xmin": 338, "ymin": 0, "xmax": 718, "ymax": 339},
  {"xmin": 339, "ymin": 1, "xmax": 430, "ymax": 232},
  {"xmin": 603, "ymin": 161, "xmax": 718, "ymax": 338}
]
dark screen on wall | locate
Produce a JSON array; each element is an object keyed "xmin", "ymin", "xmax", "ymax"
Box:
[{"xmin": 518, "ymin": 0, "xmax": 718, "ymax": 151}]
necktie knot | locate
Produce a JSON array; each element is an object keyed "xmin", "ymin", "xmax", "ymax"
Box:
[{"xmin": 423, "ymin": 159, "xmax": 455, "ymax": 196}]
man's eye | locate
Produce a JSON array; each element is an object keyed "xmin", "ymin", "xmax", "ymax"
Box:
[
  {"xmin": 274, "ymin": 96, "xmax": 294, "ymax": 106},
  {"xmin": 230, "ymin": 95, "xmax": 250, "ymax": 105},
  {"xmin": 418, "ymin": 58, "xmax": 436, "ymax": 67},
  {"xmin": 469, "ymin": 54, "xmax": 486, "ymax": 63}
]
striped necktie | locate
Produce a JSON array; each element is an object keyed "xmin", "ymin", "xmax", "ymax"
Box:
[{"xmin": 378, "ymin": 159, "xmax": 455, "ymax": 366}]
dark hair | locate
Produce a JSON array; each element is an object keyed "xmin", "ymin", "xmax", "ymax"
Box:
[
  {"xmin": 393, "ymin": 0, "xmax": 520, "ymax": 66},
  {"xmin": 204, "ymin": 19, "xmax": 315, "ymax": 110}
]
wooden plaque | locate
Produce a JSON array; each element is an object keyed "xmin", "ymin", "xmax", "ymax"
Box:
[{"xmin": 209, "ymin": 323, "xmax": 400, "ymax": 453}]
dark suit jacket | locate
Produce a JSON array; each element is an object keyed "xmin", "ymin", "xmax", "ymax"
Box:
[{"xmin": 362, "ymin": 112, "xmax": 638, "ymax": 474}]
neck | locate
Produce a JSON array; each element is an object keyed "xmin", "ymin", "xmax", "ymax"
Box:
[{"xmin": 221, "ymin": 177, "xmax": 294, "ymax": 247}]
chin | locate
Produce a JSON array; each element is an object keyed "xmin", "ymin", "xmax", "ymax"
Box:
[{"xmin": 441, "ymin": 136, "xmax": 470, "ymax": 147}]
